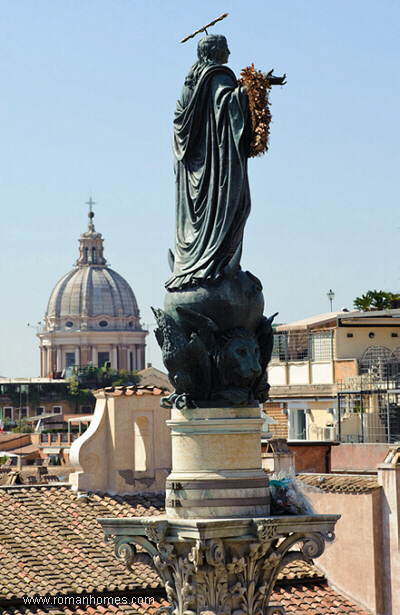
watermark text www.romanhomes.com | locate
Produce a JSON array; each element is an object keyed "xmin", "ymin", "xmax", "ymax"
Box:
[{"xmin": 22, "ymin": 594, "xmax": 155, "ymax": 607}]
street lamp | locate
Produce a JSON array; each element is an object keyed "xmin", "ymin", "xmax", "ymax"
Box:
[
  {"xmin": 27, "ymin": 322, "xmax": 42, "ymax": 332},
  {"xmin": 327, "ymin": 289, "xmax": 335, "ymax": 312}
]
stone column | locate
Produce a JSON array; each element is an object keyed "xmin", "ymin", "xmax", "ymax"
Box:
[
  {"xmin": 41, "ymin": 346, "xmax": 47, "ymax": 378},
  {"xmin": 56, "ymin": 347, "xmax": 62, "ymax": 373},
  {"xmin": 132, "ymin": 344, "xmax": 138, "ymax": 370},
  {"xmin": 119, "ymin": 344, "xmax": 128, "ymax": 370},
  {"xmin": 80, "ymin": 344, "xmax": 89, "ymax": 365},
  {"xmin": 91, "ymin": 345, "xmax": 97, "ymax": 365},
  {"xmin": 97, "ymin": 403, "xmax": 339, "ymax": 615},
  {"xmin": 112, "ymin": 345, "xmax": 118, "ymax": 370},
  {"xmin": 48, "ymin": 345, "xmax": 56, "ymax": 375}
]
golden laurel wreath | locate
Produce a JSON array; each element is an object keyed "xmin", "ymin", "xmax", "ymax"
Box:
[{"xmin": 239, "ymin": 65, "xmax": 272, "ymax": 158}]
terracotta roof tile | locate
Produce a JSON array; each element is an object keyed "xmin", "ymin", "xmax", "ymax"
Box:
[
  {"xmin": 0, "ymin": 434, "xmax": 28, "ymax": 444},
  {"xmin": 0, "ymin": 485, "xmax": 371, "ymax": 614},
  {"xmin": 0, "ymin": 586, "xmax": 370, "ymax": 615},
  {"xmin": 298, "ymin": 473, "xmax": 380, "ymax": 494},
  {"xmin": 273, "ymin": 583, "xmax": 370, "ymax": 614},
  {"xmin": 4, "ymin": 445, "xmax": 40, "ymax": 456},
  {"xmin": 0, "ymin": 486, "xmax": 165, "ymax": 602},
  {"xmin": 101, "ymin": 386, "xmax": 164, "ymax": 397},
  {"xmin": 277, "ymin": 559, "xmax": 325, "ymax": 583}
]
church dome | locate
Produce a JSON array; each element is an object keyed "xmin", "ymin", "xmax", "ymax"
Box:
[
  {"xmin": 38, "ymin": 197, "xmax": 147, "ymax": 377},
  {"xmin": 44, "ymin": 199, "xmax": 141, "ymax": 332},
  {"xmin": 46, "ymin": 266, "xmax": 139, "ymax": 320}
]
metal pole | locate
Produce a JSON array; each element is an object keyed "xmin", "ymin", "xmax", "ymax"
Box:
[
  {"xmin": 337, "ymin": 394, "xmax": 341, "ymax": 442},
  {"xmin": 386, "ymin": 390, "xmax": 391, "ymax": 444},
  {"xmin": 360, "ymin": 393, "xmax": 364, "ymax": 443}
]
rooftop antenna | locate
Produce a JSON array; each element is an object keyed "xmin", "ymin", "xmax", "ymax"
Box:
[{"xmin": 180, "ymin": 12, "xmax": 228, "ymax": 43}]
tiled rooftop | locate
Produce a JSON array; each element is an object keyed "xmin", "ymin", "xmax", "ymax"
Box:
[
  {"xmin": 2, "ymin": 445, "xmax": 40, "ymax": 456},
  {"xmin": 298, "ymin": 473, "xmax": 380, "ymax": 494},
  {"xmin": 0, "ymin": 585, "xmax": 370, "ymax": 615},
  {"xmin": 0, "ymin": 484, "xmax": 370, "ymax": 615},
  {"xmin": 102, "ymin": 386, "xmax": 164, "ymax": 396},
  {"xmin": 0, "ymin": 434, "xmax": 28, "ymax": 445},
  {"xmin": 0, "ymin": 600, "xmax": 171, "ymax": 615},
  {"xmin": 273, "ymin": 583, "xmax": 370, "ymax": 614},
  {"xmin": 0, "ymin": 486, "xmax": 164, "ymax": 602}
]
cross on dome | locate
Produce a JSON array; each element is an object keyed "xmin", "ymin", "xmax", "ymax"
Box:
[{"xmin": 85, "ymin": 195, "xmax": 97, "ymax": 225}]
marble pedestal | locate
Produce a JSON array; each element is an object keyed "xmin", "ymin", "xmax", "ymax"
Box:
[
  {"xmin": 99, "ymin": 514, "xmax": 339, "ymax": 615},
  {"xmin": 166, "ymin": 405, "xmax": 270, "ymax": 519}
]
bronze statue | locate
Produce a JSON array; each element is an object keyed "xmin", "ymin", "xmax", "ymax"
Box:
[{"xmin": 154, "ymin": 33, "xmax": 285, "ymax": 408}]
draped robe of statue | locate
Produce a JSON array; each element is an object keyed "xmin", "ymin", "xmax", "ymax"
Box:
[{"xmin": 166, "ymin": 63, "xmax": 252, "ymax": 290}]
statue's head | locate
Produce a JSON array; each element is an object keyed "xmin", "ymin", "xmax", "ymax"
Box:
[{"xmin": 197, "ymin": 34, "xmax": 230, "ymax": 65}]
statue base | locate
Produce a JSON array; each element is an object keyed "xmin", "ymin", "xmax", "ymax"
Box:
[
  {"xmin": 166, "ymin": 405, "xmax": 269, "ymax": 518},
  {"xmin": 99, "ymin": 513, "xmax": 340, "ymax": 615}
]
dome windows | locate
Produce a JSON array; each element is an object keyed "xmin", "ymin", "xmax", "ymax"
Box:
[
  {"xmin": 65, "ymin": 321, "xmax": 74, "ymax": 329},
  {"xmin": 99, "ymin": 320, "xmax": 108, "ymax": 327}
]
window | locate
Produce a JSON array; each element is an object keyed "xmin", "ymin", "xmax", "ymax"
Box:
[
  {"xmin": 3, "ymin": 407, "xmax": 13, "ymax": 421},
  {"xmin": 92, "ymin": 247, "xmax": 97, "ymax": 264},
  {"xmin": 65, "ymin": 321, "xmax": 74, "ymax": 329},
  {"xmin": 80, "ymin": 406, "xmax": 92, "ymax": 414},
  {"xmin": 35, "ymin": 407, "xmax": 45, "ymax": 416},
  {"xmin": 288, "ymin": 408, "xmax": 307, "ymax": 440},
  {"xmin": 99, "ymin": 320, "xmax": 108, "ymax": 327},
  {"xmin": 52, "ymin": 406, "xmax": 62, "ymax": 414},
  {"xmin": 311, "ymin": 332, "xmax": 334, "ymax": 361},
  {"xmin": 17, "ymin": 407, "xmax": 28, "ymax": 419},
  {"xmin": 66, "ymin": 352, "xmax": 75, "ymax": 367},
  {"xmin": 98, "ymin": 352, "xmax": 110, "ymax": 367}
]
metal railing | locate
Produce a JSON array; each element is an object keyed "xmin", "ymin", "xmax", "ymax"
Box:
[
  {"xmin": 271, "ymin": 330, "xmax": 334, "ymax": 363},
  {"xmin": 39, "ymin": 433, "xmax": 80, "ymax": 445},
  {"xmin": 337, "ymin": 434, "xmax": 363, "ymax": 443}
]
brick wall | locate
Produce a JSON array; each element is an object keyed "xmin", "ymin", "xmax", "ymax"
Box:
[
  {"xmin": 263, "ymin": 401, "xmax": 288, "ymax": 438},
  {"xmin": 289, "ymin": 443, "xmax": 333, "ymax": 473}
]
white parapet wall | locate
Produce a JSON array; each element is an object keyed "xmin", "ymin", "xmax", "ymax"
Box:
[
  {"xmin": 69, "ymin": 386, "xmax": 171, "ymax": 494},
  {"xmin": 268, "ymin": 360, "xmax": 334, "ymax": 386}
]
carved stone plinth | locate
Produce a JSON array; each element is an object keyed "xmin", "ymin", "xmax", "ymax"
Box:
[
  {"xmin": 99, "ymin": 514, "xmax": 339, "ymax": 615},
  {"xmin": 166, "ymin": 405, "xmax": 270, "ymax": 519}
]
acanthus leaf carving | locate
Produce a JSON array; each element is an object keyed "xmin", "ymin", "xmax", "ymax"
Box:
[
  {"xmin": 144, "ymin": 519, "xmax": 169, "ymax": 544},
  {"xmin": 112, "ymin": 520, "xmax": 337, "ymax": 615}
]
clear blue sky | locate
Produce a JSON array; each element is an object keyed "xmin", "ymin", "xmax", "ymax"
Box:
[{"xmin": 1, "ymin": 1, "xmax": 399, "ymax": 377}]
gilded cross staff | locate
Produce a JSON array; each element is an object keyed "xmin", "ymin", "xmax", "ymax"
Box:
[{"xmin": 180, "ymin": 13, "xmax": 228, "ymax": 43}]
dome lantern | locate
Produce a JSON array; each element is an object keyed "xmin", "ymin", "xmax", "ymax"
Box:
[{"xmin": 76, "ymin": 197, "xmax": 107, "ymax": 266}]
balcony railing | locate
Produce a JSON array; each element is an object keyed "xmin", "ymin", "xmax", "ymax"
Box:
[
  {"xmin": 271, "ymin": 330, "xmax": 334, "ymax": 363},
  {"xmin": 39, "ymin": 433, "xmax": 80, "ymax": 446}
]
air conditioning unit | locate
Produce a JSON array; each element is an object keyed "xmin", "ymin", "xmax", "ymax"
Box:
[{"xmin": 323, "ymin": 427, "xmax": 335, "ymax": 441}]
